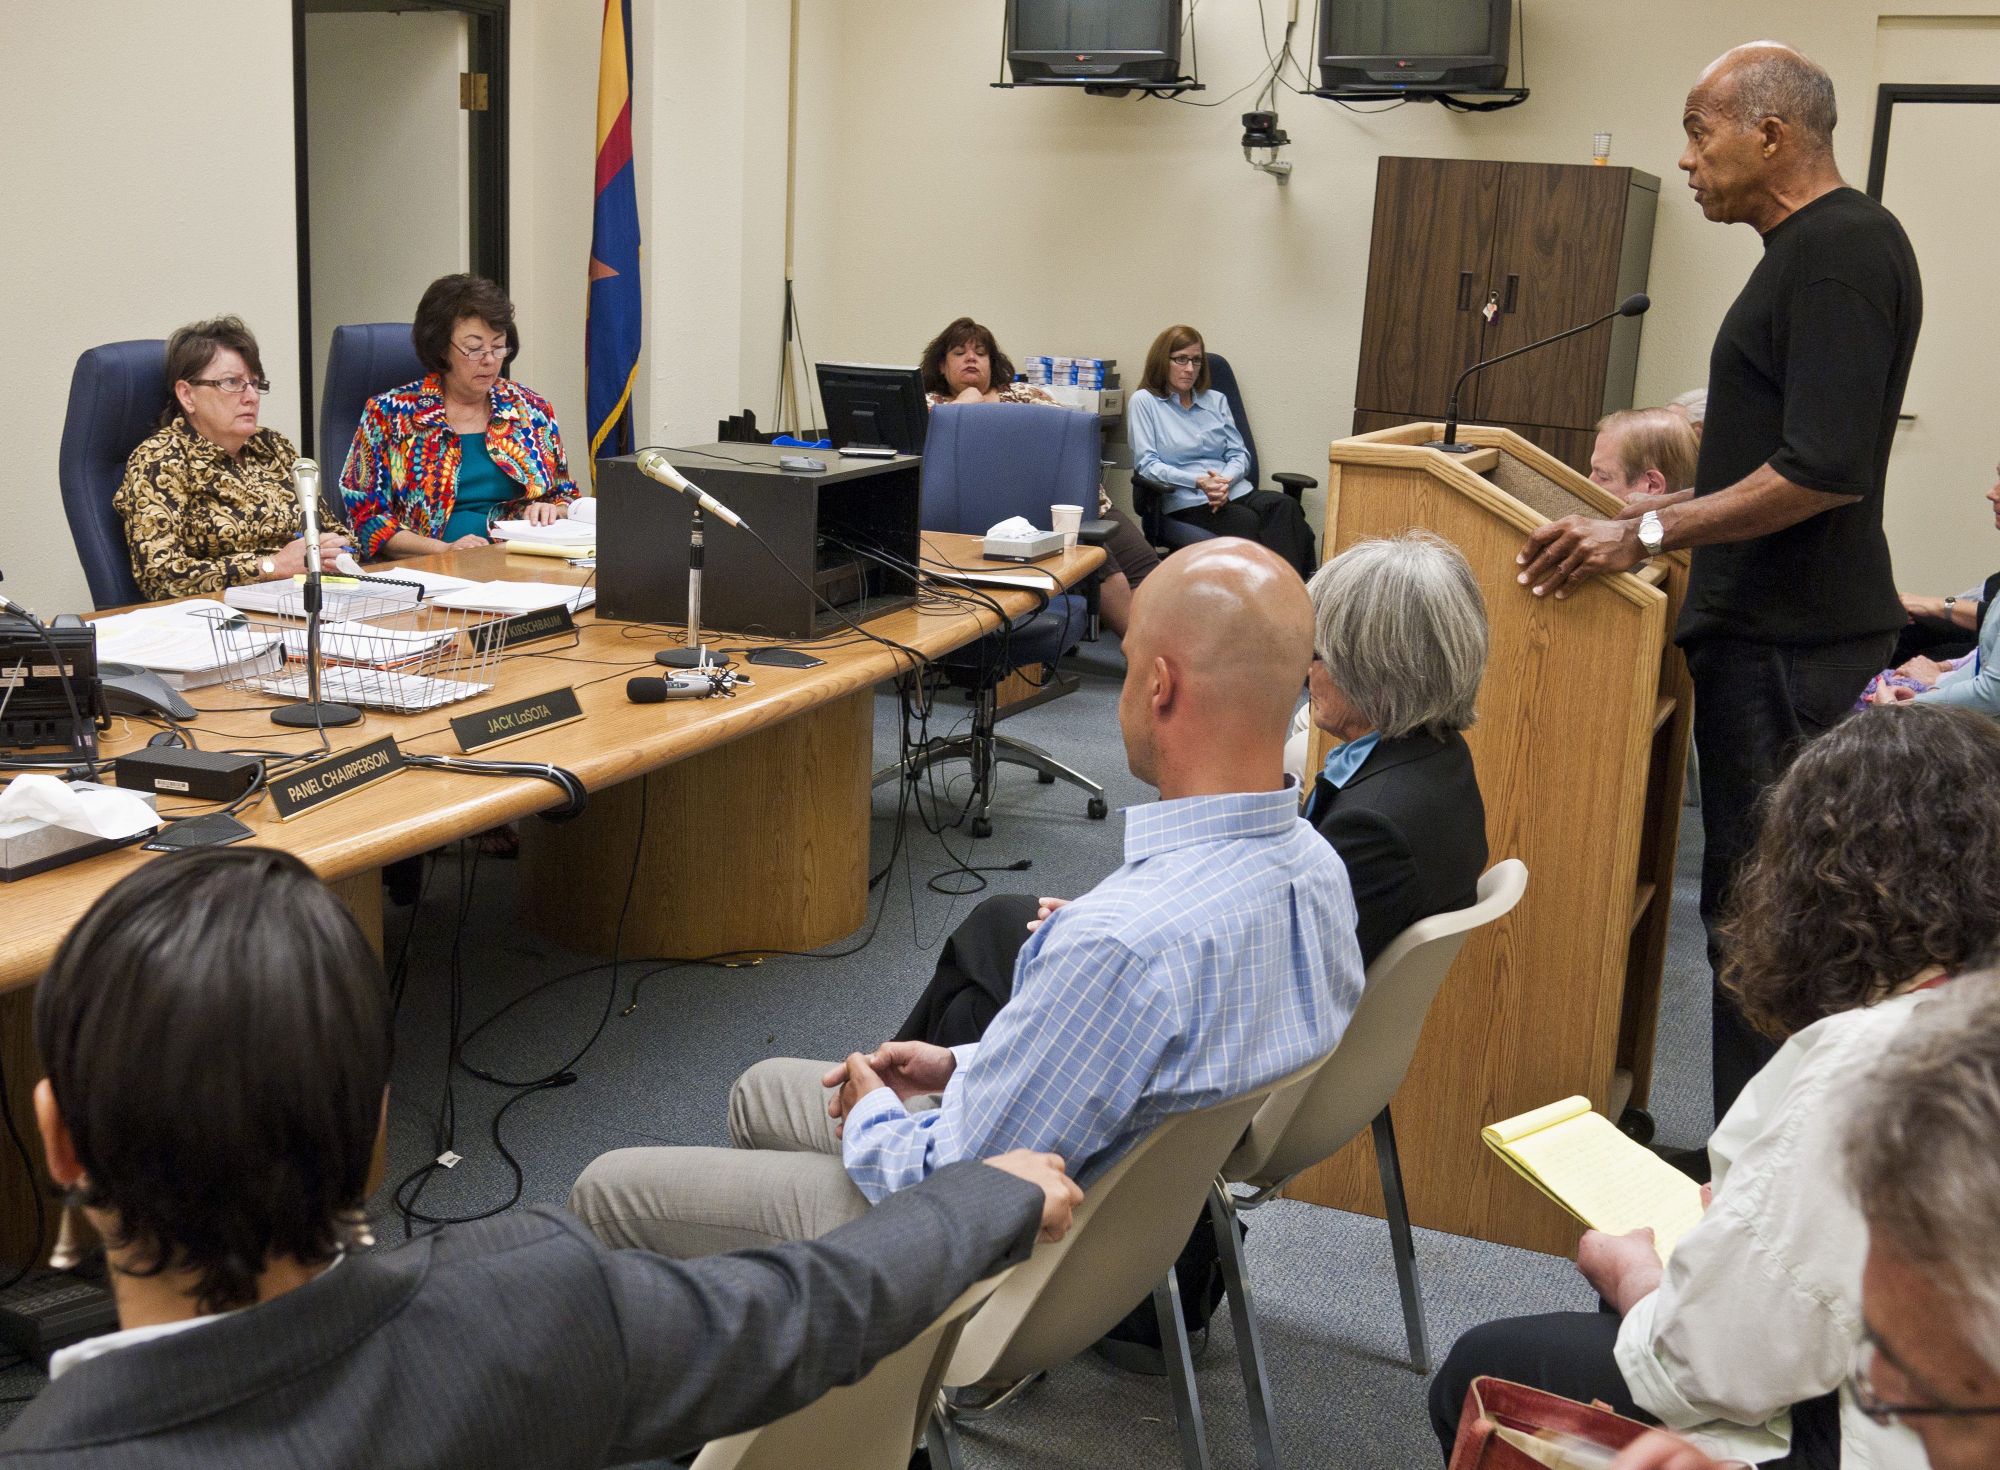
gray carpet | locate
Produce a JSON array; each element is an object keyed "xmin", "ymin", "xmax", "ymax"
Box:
[{"xmin": 0, "ymin": 637, "xmax": 1718, "ymax": 1465}]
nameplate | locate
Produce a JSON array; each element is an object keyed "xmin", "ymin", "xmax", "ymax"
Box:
[
  {"xmin": 469, "ymin": 604, "xmax": 576, "ymax": 655},
  {"xmin": 270, "ymin": 737, "xmax": 405, "ymax": 821},
  {"xmin": 449, "ymin": 687, "xmax": 584, "ymax": 754}
]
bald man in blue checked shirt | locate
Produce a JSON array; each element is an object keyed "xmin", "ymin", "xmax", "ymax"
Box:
[{"xmin": 570, "ymin": 539, "xmax": 1364, "ymax": 1254}]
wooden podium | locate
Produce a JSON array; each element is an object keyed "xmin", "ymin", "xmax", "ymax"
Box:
[{"xmin": 1286, "ymin": 423, "xmax": 1694, "ymax": 1256}]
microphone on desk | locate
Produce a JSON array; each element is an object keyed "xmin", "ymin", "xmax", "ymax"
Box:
[
  {"xmin": 635, "ymin": 450, "xmax": 749, "ymax": 530},
  {"xmin": 294, "ymin": 458, "xmax": 322, "ymax": 571},
  {"xmin": 1429, "ymin": 293, "xmax": 1651, "ymax": 453}
]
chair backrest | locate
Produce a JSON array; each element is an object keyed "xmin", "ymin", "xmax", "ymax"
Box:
[
  {"xmin": 943, "ymin": 1055, "xmax": 1323, "ymax": 1391},
  {"xmin": 57, "ymin": 339, "xmax": 167, "ymax": 609},
  {"xmin": 318, "ymin": 322, "xmax": 424, "ymax": 477},
  {"xmin": 919, "ymin": 402, "xmax": 1101, "ymax": 536},
  {"xmin": 1205, "ymin": 351, "xmax": 1259, "ymax": 491},
  {"xmin": 691, "ymin": 1271, "xmax": 1008, "ymax": 1470},
  {"xmin": 1225, "ymin": 859, "xmax": 1530, "ymax": 1189}
]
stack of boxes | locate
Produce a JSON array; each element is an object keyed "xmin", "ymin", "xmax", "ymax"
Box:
[{"xmin": 1021, "ymin": 355, "xmax": 1123, "ymax": 417}]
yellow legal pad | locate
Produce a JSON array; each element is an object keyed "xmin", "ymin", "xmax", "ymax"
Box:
[{"xmin": 1480, "ymin": 1096, "xmax": 1706, "ymax": 1261}]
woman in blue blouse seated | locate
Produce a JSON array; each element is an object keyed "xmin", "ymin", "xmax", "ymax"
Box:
[
  {"xmin": 1126, "ymin": 324, "xmax": 1316, "ymax": 577},
  {"xmin": 340, "ymin": 274, "xmax": 577, "ymax": 559}
]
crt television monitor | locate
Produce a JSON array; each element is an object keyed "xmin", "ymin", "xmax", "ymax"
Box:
[
  {"xmin": 816, "ymin": 363, "xmax": 930, "ymax": 455},
  {"xmin": 1317, "ymin": 0, "xmax": 1511, "ymax": 91},
  {"xmin": 1007, "ymin": 0, "xmax": 1182, "ymax": 84}
]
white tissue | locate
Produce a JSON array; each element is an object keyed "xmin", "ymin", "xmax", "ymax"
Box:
[
  {"xmin": 332, "ymin": 552, "xmax": 367, "ymax": 577},
  {"xmin": 567, "ymin": 498, "xmax": 597, "ymax": 525},
  {"xmin": 985, "ymin": 515, "xmax": 1040, "ymax": 539},
  {"xmin": 0, "ymin": 777, "xmax": 160, "ymax": 841}
]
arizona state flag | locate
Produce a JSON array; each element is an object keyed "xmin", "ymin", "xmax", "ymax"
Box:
[{"xmin": 586, "ymin": 0, "xmax": 641, "ymax": 479}]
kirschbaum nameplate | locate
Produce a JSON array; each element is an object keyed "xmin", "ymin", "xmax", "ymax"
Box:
[
  {"xmin": 469, "ymin": 604, "xmax": 576, "ymax": 654},
  {"xmin": 270, "ymin": 737, "xmax": 405, "ymax": 821},
  {"xmin": 450, "ymin": 687, "xmax": 584, "ymax": 754}
]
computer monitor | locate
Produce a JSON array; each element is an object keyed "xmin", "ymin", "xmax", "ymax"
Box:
[{"xmin": 815, "ymin": 362, "xmax": 929, "ymax": 456}]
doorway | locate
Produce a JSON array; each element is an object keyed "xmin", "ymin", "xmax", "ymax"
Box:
[
  {"xmin": 293, "ymin": 0, "xmax": 509, "ymax": 458},
  {"xmin": 1867, "ymin": 16, "xmax": 2000, "ymax": 594}
]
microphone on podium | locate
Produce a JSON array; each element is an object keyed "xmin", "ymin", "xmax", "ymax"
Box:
[{"xmin": 1428, "ymin": 293, "xmax": 1651, "ymax": 454}]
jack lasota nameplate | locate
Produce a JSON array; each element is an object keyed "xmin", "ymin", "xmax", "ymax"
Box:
[
  {"xmin": 450, "ymin": 686, "xmax": 584, "ymax": 754},
  {"xmin": 468, "ymin": 603, "xmax": 576, "ymax": 655},
  {"xmin": 270, "ymin": 737, "xmax": 406, "ymax": 821}
]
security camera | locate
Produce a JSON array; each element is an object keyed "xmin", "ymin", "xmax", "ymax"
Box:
[{"xmin": 1241, "ymin": 111, "xmax": 1292, "ymax": 184}]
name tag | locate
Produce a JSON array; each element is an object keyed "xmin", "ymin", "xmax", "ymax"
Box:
[
  {"xmin": 469, "ymin": 604, "xmax": 576, "ymax": 654},
  {"xmin": 271, "ymin": 737, "xmax": 405, "ymax": 821},
  {"xmin": 449, "ymin": 686, "xmax": 584, "ymax": 754}
]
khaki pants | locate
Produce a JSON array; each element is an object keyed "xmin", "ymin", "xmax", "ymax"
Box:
[{"xmin": 568, "ymin": 1057, "xmax": 872, "ymax": 1257}]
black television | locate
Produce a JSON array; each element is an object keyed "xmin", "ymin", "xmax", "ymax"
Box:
[
  {"xmin": 1006, "ymin": 0, "xmax": 1182, "ymax": 85},
  {"xmin": 815, "ymin": 363, "xmax": 930, "ymax": 456},
  {"xmin": 1316, "ymin": 0, "xmax": 1511, "ymax": 92}
]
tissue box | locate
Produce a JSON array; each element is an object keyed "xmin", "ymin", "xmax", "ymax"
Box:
[
  {"xmin": 0, "ymin": 786, "xmax": 158, "ymax": 882},
  {"xmin": 983, "ymin": 528, "xmax": 1067, "ymax": 563}
]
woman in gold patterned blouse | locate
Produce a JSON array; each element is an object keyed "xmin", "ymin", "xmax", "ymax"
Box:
[{"xmin": 116, "ymin": 317, "xmax": 350, "ymax": 602}]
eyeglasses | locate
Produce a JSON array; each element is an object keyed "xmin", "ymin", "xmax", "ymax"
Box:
[
  {"xmin": 1169, "ymin": 353, "xmax": 1205, "ymax": 368},
  {"xmin": 453, "ymin": 340, "xmax": 509, "ymax": 363},
  {"xmin": 187, "ymin": 375, "xmax": 270, "ymax": 395},
  {"xmin": 1852, "ymin": 1331, "xmax": 2000, "ymax": 1425}
]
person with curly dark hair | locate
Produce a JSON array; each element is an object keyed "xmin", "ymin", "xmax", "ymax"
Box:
[
  {"xmin": 1431, "ymin": 704, "xmax": 2000, "ymax": 1470},
  {"xmin": 917, "ymin": 315, "xmax": 1157, "ymax": 637}
]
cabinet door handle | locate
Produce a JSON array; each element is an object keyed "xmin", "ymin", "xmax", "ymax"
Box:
[
  {"xmin": 1457, "ymin": 271, "xmax": 1474, "ymax": 310},
  {"xmin": 1503, "ymin": 274, "xmax": 1520, "ymax": 313}
]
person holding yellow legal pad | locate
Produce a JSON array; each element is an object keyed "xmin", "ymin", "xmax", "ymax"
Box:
[{"xmin": 1431, "ymin": 705, "xmax": 2000, "ymax": 1470}]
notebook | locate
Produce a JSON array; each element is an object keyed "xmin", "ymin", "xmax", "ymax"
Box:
[
  {"xmin": 1480, "ymin": 1096, "xmax": 1706, "ymax": 1260},
  {"xmin": 429, "ymin": 582, "xmax": 596, "ymax": 615}
]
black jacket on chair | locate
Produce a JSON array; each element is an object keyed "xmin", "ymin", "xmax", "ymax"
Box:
[{"xmin": 1307, "ymin": 730, "xmax": 1487, "ymax": 969}]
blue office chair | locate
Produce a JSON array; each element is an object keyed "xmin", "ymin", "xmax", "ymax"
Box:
[
  {"xmin": 1130, "ymin": 351, "xmax": 1319, "ymax": 553},
  {"xmin": 878, "ymin": 402, "xmax": 1107, "ymax": 837},
  {"xmin": 318, "ymin": 322, "xmax": 424, "ymax": 476},
  {"xmin": 58, "ymin": 340, "xmax": 169, "ymax": 609}
]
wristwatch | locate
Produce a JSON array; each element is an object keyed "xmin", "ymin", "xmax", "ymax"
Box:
[
  {"xmin": 1636, "ymin": 511, "xmax": 1665, "ymax": 556},
  {"xmin": 259, "ymin": 556, "xmax": 277, "ymax": 578}
]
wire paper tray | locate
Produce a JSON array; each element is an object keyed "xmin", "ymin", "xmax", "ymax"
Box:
[{"xmin": 196, "ymin": 591, "xmax": 509, "ymax": 715}]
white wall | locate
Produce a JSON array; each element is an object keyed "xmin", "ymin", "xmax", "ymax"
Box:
[
  {"xmin": 0, "ymin": 1, "xmax": 299, "ymax": 616},
  {"xmin": 305, "ymin": 9, "xmax": 471, "ymax": 421},
  {"xmin": 784, "ymin": 0, "xmax": 2000, "ymax": 534}
]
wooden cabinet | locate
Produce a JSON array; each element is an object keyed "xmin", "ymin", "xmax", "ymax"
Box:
[{"xmin": 1352, "ymin": 157, "xmax": 1658, "ymax": 474}]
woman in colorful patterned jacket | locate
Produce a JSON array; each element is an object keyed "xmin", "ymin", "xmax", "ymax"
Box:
[{"xmin": 340, "ymin": 274, "xmax": 577, "ymax": 557}]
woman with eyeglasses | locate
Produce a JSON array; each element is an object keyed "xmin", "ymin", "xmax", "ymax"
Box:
[
  {"xmin": 1126, "ymin": 324, "xmax": 1316, "ymax": 576},
  {"xmin": 340, "ymin": 274, "xmax": 577, "ymax": 558},
  {"xmin": 116, "ymin": 316, "xmax": 352, "ymax": 601},
  {"xmin": 1430, "ymin": 704, "xmax": 2000, "ymax": 1470}
]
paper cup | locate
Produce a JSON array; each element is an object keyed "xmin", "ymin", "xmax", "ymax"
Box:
[{"xmin": 1051, "ymin": 504, "xmax": 1083, "ymax": 551}]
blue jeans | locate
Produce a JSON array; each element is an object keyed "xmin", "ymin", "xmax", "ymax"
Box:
[{"xmin": 1684, "ymin": 632, "xmax": 1893, "ymax": 1118}]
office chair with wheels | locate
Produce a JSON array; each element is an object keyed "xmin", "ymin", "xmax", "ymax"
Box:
[
  {"xmin": 1130, "ymin": 352, "xmax": 1319, "ymax": 553},
  {"xmin": 929, "ymin": 1056, "xmax": 1325, "ymax": 1470},
  {"xmin": 57, "ymin": 340, "xmax": 168, "ymax": 609},
  {"xmin": 1193, "ymin": 860, "xmax": 1529, "ymax": 1468},
  {"xmin": 318, "ymin": 322, "xmax": 425, "ymax": 474},
  {"xmin": 876, "ymin": 401, "xmax": 1105, "ymax": 837}
]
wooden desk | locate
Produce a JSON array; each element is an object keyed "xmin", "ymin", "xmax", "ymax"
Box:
[{"xmin": 0, "ymin": 533, "xmax": 1101, "ymax": 1256}]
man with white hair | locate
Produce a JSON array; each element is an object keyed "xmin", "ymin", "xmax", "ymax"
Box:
[{"xmin": 1513, "ymin": 41, "xmax": 1923, "ymax": 1117}]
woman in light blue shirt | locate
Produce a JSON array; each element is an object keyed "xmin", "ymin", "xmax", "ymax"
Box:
[
  {"xmin": 1126, "ymin": 324, "xmax": 1316, "ymax": 575},
  {"xmin": 1870, "ymin": 464, "xmax": 2000, "ymax": 718}
]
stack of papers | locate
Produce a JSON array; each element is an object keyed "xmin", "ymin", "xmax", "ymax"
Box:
[
  {"xmin": 280, "ymin": 621, "xmax": 459, "ymax": 670},
  {"xmin": 490, "ymin": 519, "xmax": 595, "ymax": 547},
  {"xmin": 430, "ymin": 582, "xmax": 596, "ymax": 614},
  {"xmin": 92, "ymin": 600, "xmax": 284, "ymax": 689},
  {"xmin": 252, "ymin": 666, "xmax": 487, "ymax": 713},
  {"xmin": 223, "ymin": 576, "xmax": 422, "ymax": 619}
]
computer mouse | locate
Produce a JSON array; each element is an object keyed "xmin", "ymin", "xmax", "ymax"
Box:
[{"xmin": 147, "ymin": 730, "xmax": 186, "ymax": 749}]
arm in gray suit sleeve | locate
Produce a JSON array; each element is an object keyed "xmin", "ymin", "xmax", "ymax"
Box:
[{"xmin": 598, "ymin": 1158, "xmax": 1042, "ymax": 1457}]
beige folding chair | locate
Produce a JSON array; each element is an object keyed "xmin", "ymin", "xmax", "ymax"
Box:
[
  {"xmin": 692, "ymin": 1270, "xmax": 1010, "ymax": 1470},
  {"xmin": 1205, "ymin": 859, "xmax": 1530, "ymax": 1469},
  {"xmin": 930, "ymin": 1056, "xmax": 1326, "ymax": 1470}
]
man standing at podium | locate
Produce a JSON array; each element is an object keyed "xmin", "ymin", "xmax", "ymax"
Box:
[{"xmin": 1512, "ymin": 41, "xmax": 1921, "ymax": 1120}]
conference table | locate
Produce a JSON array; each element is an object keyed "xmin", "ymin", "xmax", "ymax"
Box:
[{"xmin": 0, "ymin": 533, "xmax": 1103, "ymax": 1258}]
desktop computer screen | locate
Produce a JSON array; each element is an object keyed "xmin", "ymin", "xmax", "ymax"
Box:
[{"xmin": 815, "ymin": 362, "xmax": 929, "ymax": 455}]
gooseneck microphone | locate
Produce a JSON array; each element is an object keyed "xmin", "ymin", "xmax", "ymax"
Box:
[
  {"xmin": 634, "ymin": 450, "xmax": 749, "ymax": 530},
  {"xmin": 1429, "ymin": 293, "xmax": 1651, "ymax": 453},
  {"xmin": 294, "ymin": 455, "xmax": 322, "ymax": 571},
  {"xmin": 272, "ymin": 457, "xmax": 362, "ymax": 729}
]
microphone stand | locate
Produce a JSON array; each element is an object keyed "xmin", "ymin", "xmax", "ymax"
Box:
[
  {"xmin": 1429, "ymin": 305, "xmax": 1633, "ymax": 453},
  {"xmin": 655, "ymin": 504, "xmax": 713, "ymax": 669},
  {"xmin": 273, "ymin": 493, "xmax": 362, "ymax": 730}
]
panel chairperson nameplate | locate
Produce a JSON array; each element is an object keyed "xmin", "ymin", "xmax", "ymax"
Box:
[
  {"xmin": 270, "ymin": 737, "xmax": 407, "ymax": 821},
  {"xmin": 450, "ymin": 687, "xmax": 584, "ymax": 754}
]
